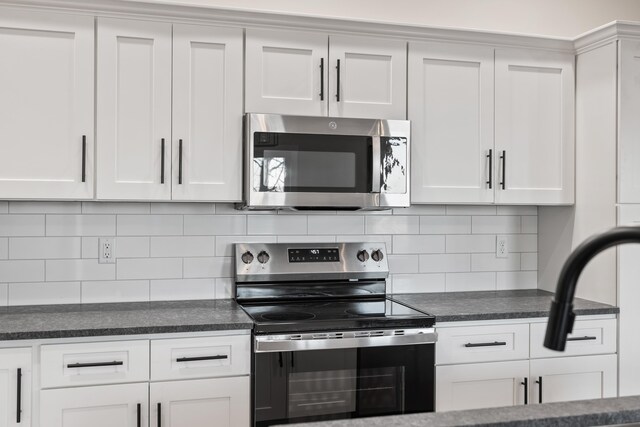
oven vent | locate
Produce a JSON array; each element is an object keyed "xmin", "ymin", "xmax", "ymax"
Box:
[
  {"xmin": 312, "ymin": 333, "xmax": 328, "ymax": 340},
  {"xmin": 354, "ymin": 331, "xmax": 370, "ymax": 338},
  {"xmin": 370, "ymin": 331, "xmax": 385, "ymax": 337},
  {"xmin": 290, "ymin": 335, "xmax": 302, "ymax": 340},
  {"xmin": 394, "ymin": 330, "xmax": 405, "ymax": 336},
  {"xmin": 329, "ymin": 332, "xmax": 344, "ymax": 339}
]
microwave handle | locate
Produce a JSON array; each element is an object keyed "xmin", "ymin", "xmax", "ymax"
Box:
[{"xmin": 371, "ymin": 136, "xmax": 381, "ymax": 193}]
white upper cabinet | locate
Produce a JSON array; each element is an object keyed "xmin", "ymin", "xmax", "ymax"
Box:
[
  {"xmin": 494, "ymin": 48, "xmax": 575, "ymax": 205},
  {"xmin": 245, "ymin": 28, "xmax": 407, "ymax": 119},
  {"xmin": 171, "ymin": 24, "xmax": 243, "ymax": 202},
  {"xmin": 409, "ymin": 41, "xmax": 495, "ymax": 204},
  {"xmin": 618, "ymin": 39, "xmax": 640, "ymax": 203},
  {"xmin": 0, "ymin": 9, "xmax": 94, "ymax": 199},
  {"xmin": 97, "ymin": 18, "xmax": 172, "ymax": 200}
]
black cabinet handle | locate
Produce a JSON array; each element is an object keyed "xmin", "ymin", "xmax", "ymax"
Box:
[
  {"xmin": 464, "ymin": 341, "xmax": 507, "ymax": 348},
  {"xmin": 521, "ymin": 377, "xmax": 528, "ymax": 405},
  {"xmin": 176, "ymin": 355, "xmax": 227, "ymax": 363},
  {"xmin": 500, "ymin": 150, "xmax": 506, "ymax": 189},
  {"xmin": 567, "ymin": 336, "xmax": 597, "ymax": 341},
  {"xmin": 160, "ymin": 138, "xmax": 165, "ymax": 184},
  {"xmin": 16, "ymin": 368, "xmax": 21, "ymax": 423},
  {"xmin": 157, "ymin": 402, "xmax": 162, "ymax": 427},
  {"xmin": 319, "ymin": 58, "xmax": 324, "ymax": 101},
  {"xmin": 486, "ymin": 149, "xmax": 493, "ymax": 189},
  {"xmin": 66, "ymin": 361, "xmax": 124, "ymax": 368},
  {"xmin": 336, "ymin": 59, "xmax": 341, "ymax": 102},
  {"xmin": 536, "ymin": 376, "xmax": 542, "ymax": 404},
  {"xmin": 178, "ymin": 139, "xmax": 183, "ymax": 185},
  {"xmin": 81, "ymin": 135, "xmax": 86, "ymax": 183},
  {"xmin": 137, "ymin": 403, "xmax": 141, "ymax": 427}
]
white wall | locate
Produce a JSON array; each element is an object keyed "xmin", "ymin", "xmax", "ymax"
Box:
[{"xmin": 132, "ymin": 0, "xmax": 640, "ymax": 37}]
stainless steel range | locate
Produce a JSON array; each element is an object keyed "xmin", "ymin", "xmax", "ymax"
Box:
[{"xmin": 234, "ymin": 242, "xmax": 436, "ymax": 426}]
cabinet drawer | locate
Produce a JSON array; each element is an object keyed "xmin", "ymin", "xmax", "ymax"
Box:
[
  {"xmin": 41, "ymin": 340, "xmax": 149, "ymax": 388},
  {"xmin": 436, "ymin": 324, "xmax": 529, "ymax": 365},
  {"xmin": 150, "ymin": 335, "xmax": 250, "ymax": 381},
  {"xmin": 530, "ymin": 318, "xmax": 616, "ymax": 359}
]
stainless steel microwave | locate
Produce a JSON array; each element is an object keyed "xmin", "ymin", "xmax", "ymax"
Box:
[{"xmin": 240, "ymin": 113, "xmax": 410, "ymax": 210}]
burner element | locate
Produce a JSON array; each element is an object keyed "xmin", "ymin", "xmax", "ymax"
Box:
[{"xmin": 261, "ymin": 312, "xmax": 316, "ymax": 321}]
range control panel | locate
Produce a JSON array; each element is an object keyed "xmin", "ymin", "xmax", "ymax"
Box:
[{"xmin": 288, "ymin": 248, "xmax": 340, "ymax": 263}]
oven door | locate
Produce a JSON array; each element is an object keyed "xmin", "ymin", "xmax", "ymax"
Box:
[{"xmin": 253, "ymin": 341, "xmax": 434, "ymax": 426}]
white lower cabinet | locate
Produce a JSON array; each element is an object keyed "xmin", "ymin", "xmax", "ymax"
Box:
[
  {"xmin": 40, "ymin": 383, "xmax": 148, "ymax": 427},
  {"xmin": 0, "ymin": 348, "xmax": 32, "ymax": 427},
  {"xmin": 150, "ymin": 377, "xmax": 250, "ymax": 427}
]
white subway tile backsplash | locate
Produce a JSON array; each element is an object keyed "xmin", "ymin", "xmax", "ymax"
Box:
[
  {"xmin": 336, "ymin": 235, "xmax": 392, "ymax": 251},
  {"xmin": 46, "ymin": 259, "xmax": 116, "ymax": 282},
  {"xmin": 82, "ymin": 280, "xmax": 149, "ymax": 303},
  {"xmin": 505, "ymin": 235, "xmax": 538, "ymax": 253},
  {"xmin": 472, "ymin": 216, "xmax": 521, "ymax": 234},
  {"xmin": 150, "ymin": 278, "xmax": 215, "ymax": 301},
  {"xmin": 366, "ymin": 216, "xmax": 419, "ymax": 234},
  {"xmin": 247, "ymin": 215, "xmax": 307, "ymax": 235},
  {"xmin": 184, "ymin": 215, "xmax": 246, "ymax": 235},
  {"xmin": 8, "ymin": 281, "xmax": 80, "ymax": 305},
  {"xmin": 391, "ymin": 273, "xmax": 445, "ymax": 293},
  {"xmin": 0, "ymin": 239, "xmax": 7, "ymax": 259},
  {"xmin": 420, "ymin": 216, "xmax": 470, "ymax": 234},
  {"xmin": 150, "ymin": 203, "xmax": 215, "ymax": 215},
  {"xmin": 215, "ymin": 278, "xmax": 233, "ymax": 299},
  {"xmin": 497, "ymin": 271, "xmax": 537, "ymax": 290},
  {"xmin": 497, "ymin": 206, "xmax": 538, "ymax": 215},
  {"xmin": 277, "ymin": 235, "xmax": 336, "ymax": 243},
  {"xmin": 184, "ymin": 257, "xmax": 233, "ymax": 278},
  {"xmin": 471, "ymin": 253, "xmax": 520, "ymax": 272},
  {"xmin": 446, "ymin": 205, "xmax": 497, "ymax": 215},
  {"xmin": 308, "ymin": 216, "xmax": 364, "ymax": 235},
  {"xmin": 0, "ymin": 260, "xmax": 44, "ymax": 282},
  {"xmin": 9, "ymin": 201, "xmax": 81, "ymax": 214},
  {"xmin": 118, "ymin": 215, "xmax": 183, "ymax": 236},
  {"xmin": 419, "ymin": 254, "xmax": 470, "ymax": 273},
  {"xmin": 446, "ymin": 272, "xmax": 497, "ymax": 292},
  {"xmin": 387, "ymin": 255, "xmax": 420, "ymax": 274},
  {"xmin": 0, "ymin": 283, "xmax": 7, "ymax": 306},
  {"xmin": 393, "ymin": 205, "xmax": 446, "ymax": 215},
  {"xmin": 446, "ymin": 235, "xmax": 495, "ymax": 253},
  {"xmin": 521, "ymin": 253, "xmax": 538, "ymax": 271},
  {"xmin": 0, "ymin": 202, "xmax": 7, "ymax": 214},
  {"xmin": 117, "ymin": 258, "xmax": 182, "ymax": 280},
  {"xmin": 0, "ymin": 215, "xmax": 45, "ymax": 236},
  {"xmin": 116, "ymin": 237, "xmax": 150, "ymax": 258},
  {"xmin": 150, "ymin": 236, "xmax": 215, "ymax": 257},
  {"xmin": 521, "ymin": 216, "xmax": 538, "ymax": 234},
  {"xmin": 216, "ymin": 236, "xmax": 277, "ymax": 256},
  {"xmin": 81, "ymin": 237, "xmax": 99, "ymax": 258},
  {"xmin": 82, "ymin": 202, "xmax": 150, "ymax": 214},
  {"xmin": 9, "ymin": 237, "xmax": 81, "ymax": 259},
  {"xmin": 392, "ymin": 235, "xmax": 445, "ymax": 254},
  {"xmin": 47, "ymin": 215, "xmax": 115, "ymax": 236}
]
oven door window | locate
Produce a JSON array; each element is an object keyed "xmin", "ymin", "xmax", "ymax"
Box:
[
  {"xmin": 252, "ymin": 132, "xmax": 372, "ymax": 193},
  {"xmin": 254, "ymin": 344, "xmax": 434, "ymax": 426}
]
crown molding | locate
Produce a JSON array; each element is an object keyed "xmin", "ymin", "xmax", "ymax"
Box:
[{"xmin": 574, "ymin": 21, "xmax": 640, "ymax": 54}]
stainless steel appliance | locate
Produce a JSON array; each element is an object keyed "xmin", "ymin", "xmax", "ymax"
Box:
[
  {"xmin": 235, "ymin": 242, "xmax": 436, "ymax": 426},
  {"xmin": 240, "ymin": 113, "xmax": 410, "ymax": 210}
]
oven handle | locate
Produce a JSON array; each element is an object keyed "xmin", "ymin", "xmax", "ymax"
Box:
[
  {"xmin": 254, "ymin": 330, "xmax": 437, "ymax": 353},
  {"xmin": 371, "ymin": 136, "xmax": 382, "ymax": 193}
]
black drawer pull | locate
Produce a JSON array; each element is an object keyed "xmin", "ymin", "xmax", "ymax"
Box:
[
  {"xmin": 336, "ymin": 59, "xmax": 341, "ymax": 102},
  {"xmin": 486, "ymin": 149, "xmax": 493, "ymax": 189},
  {"xmin": 67, "ymin": 361, "xmax": 124, "ymax": 368},
  {"xmin": 319, "ymin": 58, "xmax": 325, "ymax": 100},
  {"xmin": 137, "ymin": 403, "xmax": 141, "ymax": 427},
  {"xmin": 521, "ymin": 377, "xmax": 528, "ymax": 405},
  {"xmin": 160, "ymin": 138, "xmax": 165, "ymax": 184},
  {"xmin": 178, "ymin": 139, "xmax": 183, "ymax": 185},
  {"xmin": 176, "ymin": 355, "xmax": 228, "ymax": 363},
  {"xmin": 567, "ymin": 336, "xmax": 597, "ymax": 342},
  {"xmin": 157, "ymin": 402, "xmax": 162, "ymax": 427},
  {"xmin": 464, "ymin": 341, "xmax": 507, "ymax": 348},
  {"xmin": 16, "ymin": 368, "xmax": 22, "ymax": 423},
  {"xmin": 81, "ymin": 135, "xmax": 87, "ymax": 183},
  {"xmin": 500, "ymin": 150, "xmax": 506, "ymax": 189},
  {"xmin": 536, "ymin": 376, "xmax": 543, "ymax": 404}
]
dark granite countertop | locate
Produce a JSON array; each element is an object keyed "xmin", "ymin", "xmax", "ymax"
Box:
[
  {"xmin": 391, "ymin": 289, "xmax": 619, "ymax": 323},
  {"xmin": 287, "ymin": 396, "xmax": 640, "ymax": 427},
  {"xmin": 0, "ymin": 299, "xmax": 253, "ymax": 341}
]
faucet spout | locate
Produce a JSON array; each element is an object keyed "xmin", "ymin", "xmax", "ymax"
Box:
[{"xmin": 545, "ymin": 226, "xmax": 640, "ymax": 351}]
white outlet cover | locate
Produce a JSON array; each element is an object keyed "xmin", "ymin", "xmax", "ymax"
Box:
[
  {"xmin": 99, "ymin": 237, "xmax": 116, "ymax": 264},
  {"xmin": 496, "ymin": 235, "xmax": 508, "ymax": 258}
]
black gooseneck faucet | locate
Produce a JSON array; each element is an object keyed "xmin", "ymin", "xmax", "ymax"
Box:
[{"xmin": 544, "ymin": 226, "xmax": 640, "ymax": 351}]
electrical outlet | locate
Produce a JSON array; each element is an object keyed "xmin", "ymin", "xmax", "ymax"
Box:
[
  {"xmin": 99, "ymin": 238, "xmax": 116, "ymax": 264},
  {"xmin": 496, "ymin": 235, "xmax": 508, "ymax": 258}
]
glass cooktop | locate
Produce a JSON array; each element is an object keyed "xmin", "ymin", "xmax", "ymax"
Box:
[{"xmin": 240, "ymin": 298, "xmax": 434, "ymax": 334}]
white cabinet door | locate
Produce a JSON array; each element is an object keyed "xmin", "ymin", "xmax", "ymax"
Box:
[
  {"xmin": 245, "ymin": 28, "xmax": 327, "ymax": 116},
  {"xmin": 329, "ymin": 35, "xmax": 406, "ymax": 119},
  {"xmin": 618, "ymin": 39, "xmax": 640, "ymax": 203},
  {"xmin": 409, "ymin": 41, "xmax": 494, "ymax": 204},
  {"xmin": 40, "ymin": 383, "xmax": 148, "ymax": 427},
  {"xmin": 0, "ymin": 9, "xmax": 93, "ymax": 199},
  {"xmin": 0, "ymin": 348, "xmax": 31, "ymax": 427},
  {"xmin": 171, "ymin": 24, "xmax": 243, "ymax": 201},
  {"xmin": 529, "ymin": 354, "xmax": 617, "ymax": 404},
  {"xmin": 150, "ymin": 377, "xmax": 250, "ymax": 427},
  {"xmin": 97, "ymin": 18, "xmax": 172, "ymax": 200},
  {"xmin": 495, "ymin": 48, "xmax": 574, "ymax": 205},
  {"xmin": 436, "ymin": 360, "xmax": 529, "ymax": 411}
]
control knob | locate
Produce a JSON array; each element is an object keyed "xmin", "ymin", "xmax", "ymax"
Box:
[
  {"xmin": 240, "ymin": 251, "xmax": 254, "ymax": 264},
  {"xmin": 356, "ymin": 250, "xmax": 370, "ymax": 262},
  {"xmin": 257, "ymin": 250, "xmax": 270, "ymax": 264},
  {"xmin": 371, "ymin": 249, "xmax": 384, "ymax": 262}
]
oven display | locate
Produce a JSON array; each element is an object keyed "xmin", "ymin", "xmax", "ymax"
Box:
[{"xmin": 288, "ymin": 248, "xmax": 340, "ymax": 263}]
